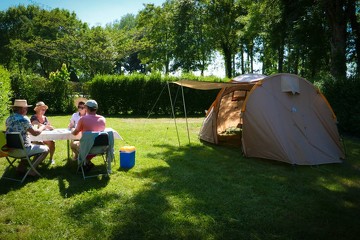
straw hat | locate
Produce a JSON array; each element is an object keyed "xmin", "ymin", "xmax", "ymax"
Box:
[
  {"xmin": 74, "ymin": 97, "xmax": 87, "ymax": 107},
  {"xmin": 11, "ymin": 99, "xmax": 32, "ymax": 108},
  {"xmin": 34, "ymin": 101, "xmax": 48, "ymax": 111}
]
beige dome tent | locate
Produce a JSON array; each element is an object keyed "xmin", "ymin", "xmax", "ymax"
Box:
[{"xmin": 175, "ymin": 73, "xmax": 345, "ymax": 165}]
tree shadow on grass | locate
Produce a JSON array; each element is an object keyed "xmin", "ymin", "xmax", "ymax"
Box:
[
  {"xmin": 113, "ymin": 143, "xmax": 360, "ymax": 239},
  {"xmin": 64, "ymin": 141, "xmax": 360, "ymax": 239},
  {"xmin": 55, "ymin": 158, "xmax": 110, "ymax": 198},
  {"xmin": 0, "ymin": 161, "xmax": 53, "ymax": 194},
  {"xmin": 0, "ymin": 157, "xmax": 110, "ymax": 196}
]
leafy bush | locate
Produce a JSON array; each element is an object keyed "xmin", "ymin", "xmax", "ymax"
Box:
[
  {"xmin": 10, "ymin": 64, "xmax": 73, "ymax": 114},
  {"xmin": 315, "ymin": 74, "xmax": 360, "ymax": 136},
  {"xmin": 0, "ymin": 66, "xmax": 11, "ymax": 122},
  {"xmin": 10, "ymin": 71, "xmax": 48, "ymax": 107},
  {"xmin": 46, "ymin": 64, "xmax": 72, "ymax": 113}
]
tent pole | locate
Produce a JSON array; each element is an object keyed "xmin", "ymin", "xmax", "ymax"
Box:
[
  {"xmin": 147, "ymin": 83, "xmax": 166, "ymax": 119},
  {"xmin": 180, "ymin": 84, "xmax": 191, "ymax": 144},
  {"xmin": 167, "ymin": 82, "xmax": 181, "ymax": 146}
]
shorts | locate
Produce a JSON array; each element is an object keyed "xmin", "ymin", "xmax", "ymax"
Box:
[{"xmin": 8, "ymin": 144, "xmax": 49, "ymax": 158}]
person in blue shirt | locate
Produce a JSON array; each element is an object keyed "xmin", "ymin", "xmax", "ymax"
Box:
[{"xmin": 6, "ymin": 99, "xmax": 51, "ymax": 176}]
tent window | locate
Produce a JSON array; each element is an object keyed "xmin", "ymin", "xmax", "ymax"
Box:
[
  {"xmin": 232, "ymin": 90, "xmax": 247, "ymax": 101},
  {"xmin": 281, "ymin": 75, "xmax": 300, "ymax": 94}
]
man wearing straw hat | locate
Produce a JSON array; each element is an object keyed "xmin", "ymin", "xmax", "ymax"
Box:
[{"xmin": 5, "ymin": 99, "xmax": 51, "ymax": 176}]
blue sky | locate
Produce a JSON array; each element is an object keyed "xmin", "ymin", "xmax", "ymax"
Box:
[{"xmin": 0, "ymin": 0, "xmax": 166, "ymax": 26}]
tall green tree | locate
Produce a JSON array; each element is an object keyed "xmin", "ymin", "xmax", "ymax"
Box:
[
  {"xmin": 79, "ymin": 26, "xmax": 117, "ymax": 78},
  {"xmin": 171, "ymin": 0, "xmax": 213, "ymax": 75},
  {"xmin": 0, "ymin": 5, "xmax": 41, "ymax": 72},
  {"xmin": 0, "ymin": 5, "xmax": 86, "ymax": 77},
  {"xmin": 108, "ymin": 14, "xmax": 147, "ymax": 74},
  {"xmin": 205, "ymin": 0, "xmax": 246, "ymax": 78},
  {"xmin": 137, "ymin": 3, "xmax": 176, "ymax": 74},
  {"xmin": 238, "ymin": 0, "xmax": 267, "ymax": 74}
]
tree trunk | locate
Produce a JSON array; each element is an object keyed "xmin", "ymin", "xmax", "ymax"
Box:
[
  {"xmin": 222, "ymin": 45, "xmax": 233, "ymax": 78},
  {"xmin": 278, "ymin": 43, "xmax": 284, "ymax": 73},
  {"xmin": 249, "ymin": 42, "xmax": 254, "ymax": 73},
  {"xmin": 324, "ymin": 0, "xmax": 347, "ymax": 80},
  {"xmin": 240, "ymin": 46, "xmax": 245, "ymax": 74}
]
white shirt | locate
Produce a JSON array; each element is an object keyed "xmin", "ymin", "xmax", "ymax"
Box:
[{"xmin": 69, "ymin": 112, "xmax": 83, "ymax": 128}]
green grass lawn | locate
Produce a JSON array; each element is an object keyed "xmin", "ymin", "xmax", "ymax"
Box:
[{"xmin": 1, "ymin": 116, "xmax": 360, "ymax": 239}]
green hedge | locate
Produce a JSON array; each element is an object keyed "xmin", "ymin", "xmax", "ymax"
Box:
[
  {"xmin": 88, "ymin": 73, "xmax": 220, "ymax": 116},
  {"xmin": 0, "ymin": 66, "xmax": 11, "ymax": 122}
]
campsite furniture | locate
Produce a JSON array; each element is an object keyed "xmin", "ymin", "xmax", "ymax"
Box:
[
  {"xmin": 1, "ymin": 132, "xmax": 42, "ymax": 183},
  {"xmin": 29, "ymin": 128, "xmax": 122, "ymax": 159},
  {"xmin": 77, "ymin": 131, "xmax": 114, "ymax": 179},
  {"xmin": 173, "ymin": 73, "xmax": 345, "ymax": 165}
]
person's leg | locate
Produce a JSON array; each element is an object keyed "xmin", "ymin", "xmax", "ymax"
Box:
[
  {"xmin": 8, "ymin": 149, "xmax": 32, "ymax": 173},
  {"xmin": 16, "ymin": 159, "xmax": 28, "ymax": 173},
  {"xmin": 44, "ymin": 140, "xmax": 55, "ymax": 163},
  {"xmin": 27, "ymin": 144, "xmax": 49, "ymax": 176},
  {"xmin": 70, "ymin": 140, "xmax": 80, "ymax": 160}
]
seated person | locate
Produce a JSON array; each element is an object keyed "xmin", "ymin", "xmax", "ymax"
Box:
[
  {"xmin": 68, "ymin": 98, "xmax": 87, "ymax": 160},
  {"xmin": 6, "ymin": 99, "xmax": 51, "ymax": 176},
  {"xmin": 71, "ymin": 99, "xmax": 106, "ymax": 171},
  {"xmin": 30, "ymin": 101, "xmax": 55, "ymax": 164}
]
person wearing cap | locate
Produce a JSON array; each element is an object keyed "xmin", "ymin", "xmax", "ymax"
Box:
[
  {"xmin": 5, "ymin": 99, "xmax": 51, "ymax": 176},
  {"xmin": 71, "ymin": 99, "xmax": 106, "ymax": 170},
  {"xmin": 68, "ymin": 97, "xmax": 87, "ymax": 160},
  {"xmin": 30, "ymin": 101, "xmax": 56, "ymax": 164}
]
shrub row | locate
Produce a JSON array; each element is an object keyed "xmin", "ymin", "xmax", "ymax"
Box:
[{"xmin": 88, "ymin": 73, "xmax": 220, "ymax": 116}]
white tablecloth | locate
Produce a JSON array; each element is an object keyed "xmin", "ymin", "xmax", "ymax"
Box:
[{"xmin": 29, "ymin": 128, "xmax": 122, "ymax": 141}]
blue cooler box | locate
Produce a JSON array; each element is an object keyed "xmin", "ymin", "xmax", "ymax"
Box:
[{"xmin": 120, "ymin": 146, "xmax": 135, "ymax": 169}]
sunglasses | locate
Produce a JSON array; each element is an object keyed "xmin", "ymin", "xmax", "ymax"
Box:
[{"xmin": 78, "ymin": 106, "xmax": 85, "ymax": 109}]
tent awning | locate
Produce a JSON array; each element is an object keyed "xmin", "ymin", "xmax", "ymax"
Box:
[{"xmin": 172, "ymin": 79, "xmax": 254, "ymax": 90}]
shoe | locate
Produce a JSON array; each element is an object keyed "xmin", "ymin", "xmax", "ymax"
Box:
[{"xmin": 50, "ymin": 159, "xmax": 55, "ymax": 165}]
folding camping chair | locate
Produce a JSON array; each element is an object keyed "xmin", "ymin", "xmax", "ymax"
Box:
[
  {"xmin": 77, "ymin": 132, "xmax": 111, "ymax": 179},
  {"xmin": 1, "ymin": 132, "xmax": 42, "ymax": 183}
]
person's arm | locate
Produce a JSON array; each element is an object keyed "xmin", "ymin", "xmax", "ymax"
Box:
[
  {"xmin": 27, "ymin": 124, "xmax": 46, "ymax": 136},
  {"xmin": 44, "ymin": 116, "xmax": 54, "ymax": 130},
  {"xmin": 68, "ymin": 114, "xmax": 75, "ymax": 129},
  {"xmin": 72, "ymin": 127, "xmax": 80, "ymax": 136},
  {"xmin": 68, "ymin": 120, "xmax": 74, "ymax": 129},
  {"xmin": 71, "ymin": 118, "xmax": 82, "ymax": 135},
  {"xmin": 30, "ymin": 115, "xmax": 38, "ymax": 125}
]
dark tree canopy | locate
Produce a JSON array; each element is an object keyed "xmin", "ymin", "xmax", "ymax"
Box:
[{"xmin": 0, "ymin": 0, "xmax": 359, "ymax": 80}]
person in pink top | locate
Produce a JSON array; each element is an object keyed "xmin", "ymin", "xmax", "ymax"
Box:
[{"xmin": 71, "ymin": 99, "xmax": 106, "ymax": 169}]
